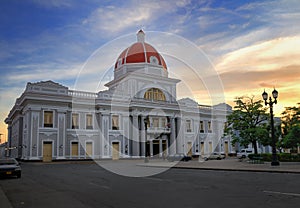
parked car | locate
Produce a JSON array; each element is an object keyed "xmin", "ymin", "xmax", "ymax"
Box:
[
  {"xmin": 202, "ymin": 152, "xmax": 226, "ymax": 161},
  {"xmin": 167, "ymin": 153, "xmax": 192, "ymax": 162},
  {"xmin": 0, "ymin": 158, "xmax": 21, "ymax": 178},
  {"xmin": 237, "ymin": 149, "xmax": 253, "ymax": 159}
]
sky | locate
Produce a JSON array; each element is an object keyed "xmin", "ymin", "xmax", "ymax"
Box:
[{"xmin": 0, "ymin": 0, "xmax": 300, "ymax": 143}]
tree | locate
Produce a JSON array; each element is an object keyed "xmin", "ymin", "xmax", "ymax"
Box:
[
  {"xmin": 281, "ymin": 104, "xmax": 300, "ymax": 137},
  {"xmin": 281, "ymin": 125, "xmax": 300, "ymax": 149},
  {"xmin": 280, "ymin": 103, "xmax": 300, "ymax": 150},
  {"xmin": 225, "ymin": 96, "xmax": 269, "ymax": 154}
]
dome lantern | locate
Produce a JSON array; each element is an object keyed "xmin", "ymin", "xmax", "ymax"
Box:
[{"xmin": 137, "ymin": 29, "xmax": 145, "ymax": 42}]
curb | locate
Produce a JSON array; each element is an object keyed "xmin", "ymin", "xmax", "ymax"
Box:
[
  {"xmin": 171, "ymin": 165, "xmax": 300, "ymax": 174},
  {"xmin": 137, "ymin": 162, "xmax": 300, "ymax": 174}
]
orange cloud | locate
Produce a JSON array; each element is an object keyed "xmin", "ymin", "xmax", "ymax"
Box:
[{"xmin": 215, "ymin": 35, "xmax": 300, "ymax": 116}]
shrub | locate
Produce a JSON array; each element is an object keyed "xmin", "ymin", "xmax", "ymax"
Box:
[{"xmin": 248, "ymin": 153, "xmax": 300, "ymax": 162}]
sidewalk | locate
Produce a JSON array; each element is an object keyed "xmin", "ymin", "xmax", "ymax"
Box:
[
  {"xmin": 137, "ymin": 158, "xmax": 300, "ymax": 174},
  {"xmin": 20, "ymin": 158, "xmax": 300, "ymax": 174}
]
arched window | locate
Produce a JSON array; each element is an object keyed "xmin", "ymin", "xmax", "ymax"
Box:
[{"xmin": 144, "ymin": 88, "xmax": 166, "ymax": 101}]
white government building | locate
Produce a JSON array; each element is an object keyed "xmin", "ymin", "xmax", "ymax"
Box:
[{"xmin": 5, "ymin": 30, "xmax": 234, "ymax": 161}]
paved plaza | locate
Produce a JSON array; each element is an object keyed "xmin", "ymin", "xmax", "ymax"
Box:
[{"xmin": 1, "ymin": 158, "xmax": 299, "ymax": 208}]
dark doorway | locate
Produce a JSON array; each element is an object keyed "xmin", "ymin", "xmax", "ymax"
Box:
[{"xmin": 153, "ymin": 140, "xmax": 160, "ymax": 157}]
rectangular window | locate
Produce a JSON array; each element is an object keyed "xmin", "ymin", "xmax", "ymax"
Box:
[
  {"xmin": 186, "ymin": 120, "xmax": 192, "ymax": 132},
  {"xmin": 208, "ymin": 121, "xmax": 212, "ymax": 133},
  {"xmin": 44, "ymin": 111, "xmax": 53, "ymax": 128},
  {"xmin": 161, "ymin": 118, "xmax": 166, "ymax": 128},
  {"xmin": 85, "ymin": 114, "xmax": 93, "ymax": 129},
  {"xmin": 200, "ymin": 121, "xmax": 204, "ymax": 133},
  {"xmin": 152, "ymin": 118, "xmax": 159, "ymax": 128},
  {"xmin": 86, "ymin": 114, "xmax": 93, "ymax": 129},
  {"xmin": 112, "ymin": 115, "xmax": 119, "ymax": 130},
  {"xmin": 72, "ymin": 113, "xmax": 79, "ymax": 129}
]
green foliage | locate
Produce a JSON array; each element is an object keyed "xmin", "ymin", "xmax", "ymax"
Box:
[
  {"xmin": 225, "ymin": 96, "xmax": 269, "ymax": 154},
  {"xmin": 281, "ymin": 124, "xmax": 300, "ymax": 149},
  {"xmin": 280, "ymin": 103, "xmax": 300, "ymax": 149},
  {"xmin": 281, "ymin": 104, "xmax": 300, "ymax": 136},
  {"xmin": 248, "ymin": 153, "xmax": 300, "ymax": 162}
]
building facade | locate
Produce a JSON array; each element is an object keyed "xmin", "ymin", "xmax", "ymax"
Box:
[{"xmin": 5, "ymin": 30, "xmax": 233, "ymax": 161}]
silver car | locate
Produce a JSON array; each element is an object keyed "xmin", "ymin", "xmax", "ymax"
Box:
[{"xmin": 203, "ymin": 152, "xmax": 226, "ymax": 161}]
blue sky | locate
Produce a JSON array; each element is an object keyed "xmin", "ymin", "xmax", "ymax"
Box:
[{"xmin": 1, "ymin": 0, "xmax": 300, "ymax": 138}]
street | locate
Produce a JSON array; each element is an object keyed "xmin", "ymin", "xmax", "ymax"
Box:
[{"xmin": 0, "ymin": 161, "xmax": 300, "ymax": 208}]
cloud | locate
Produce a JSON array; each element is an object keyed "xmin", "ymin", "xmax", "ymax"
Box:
[
  {"xmin": 219, "ymin": 64, "xmax": 300, "ymax": 116},
  {"xmin": 220, "ymin": 65, "xmax": 300, "ymax": 89},
  {"xmin": 0, "ymin": 62, "xmax": 84, "ymax": 91},
  {"xmin": 216, "ymin": 36, "xmax": 300, "ymax": 73},
  {"xmin": 30, "ymin": 0, "xmax": 73, "ymax": 8},
  {"xmin": 193, "ymin": 0, "xmax": 300, "ymax": 64},
  {"xmin": 82, "ymin": 3, "xmax": 159, "ymax": 34},
  {"xmin": 216, "ymin": 36, "xmax": 300, "ymax": 98},
  {"xmin": 82, "ymin": 0, "xmax": 193, "ymax": 35}
]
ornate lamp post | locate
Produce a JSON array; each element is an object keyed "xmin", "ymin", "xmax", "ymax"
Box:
[
  {"xmin": 262, "ymin": 88, "xmax": 280, "ymax": 166},
  {"xmin": 144, "ymin": 116, "xmax": 149, "ymax": 163}
]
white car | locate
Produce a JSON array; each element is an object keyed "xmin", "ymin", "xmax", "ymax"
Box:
[
  {"xmin": 203, "ymin": 152, "xmax": 226, "ymax": 161},
  {"xmin": 237, "ymin": 149, "xmax": 253, "ymax": 159}
]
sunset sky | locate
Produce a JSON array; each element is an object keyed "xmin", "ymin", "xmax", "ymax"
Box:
[{"xmin": 0, "ymin": 0, "xmax": 300, "ymax": 143}]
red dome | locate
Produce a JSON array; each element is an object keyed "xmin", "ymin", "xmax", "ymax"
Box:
[{"xmin": 114, "ymin": 31, "xmax": 167, "ymax": 70}]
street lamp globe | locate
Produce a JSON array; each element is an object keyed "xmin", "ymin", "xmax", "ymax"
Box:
[
  {"xmin": 272, "ymin": 88, "xmax": 278, "ymax": 99},
  {"xmin": 262, "ymin": 90, "xmax": 268, "ymax": 101}
]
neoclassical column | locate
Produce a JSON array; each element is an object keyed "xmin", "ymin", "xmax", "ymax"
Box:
[
  {"xmin": 176, "ymin": 117, "xmax": 182, "ymax": 153},
  {"xmin": 159, "ymin": 139, "xmax": 162, "ymax": 157},
  {"xmin": 169, "ymin": 117, "xmax": 176, "ymax": 155},
  {"xmin": 132, "ymin": 115, "xmax": 140, "ymax": 156},
  {"xmin": 122, "ymin": 114, "xmax": 130, "ymax": 156},
  {"xmin": 140, "ymin": 115, "xmax": 145, "ymax": 157},
  {"xmin": 150, "ymin": 140, "xmax": 153, "ymax": 156}
]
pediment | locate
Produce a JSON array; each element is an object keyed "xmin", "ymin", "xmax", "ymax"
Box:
[
  {"xmin": 28, "ymin": 80, "xmax": 68, "ymax": 89},
  {"xmin": 26, "ymin": 80, "xmax": 68, "ymax": 94},
  {"xmin": 178, "ymin": 98, "xmax": 199, "ymax": 106}
]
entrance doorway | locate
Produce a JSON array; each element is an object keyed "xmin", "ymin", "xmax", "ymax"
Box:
[
  {"xmin": 200, "ymin": 142, "xmax": 204, "ymax": 155},
  {"xmin": 152, "ymin": 140, "xmax": 160, "ymax": 157},
  {"xmin": 71, "ymin": 142, "xmax": 79, "ymax": 157},
  {"xmin": 43, "ymin": 141, "xmax": 52, "ymax": 162},
  {"xmin": 187, "ymin": 142, "xmax": 192, "ymax": 157},
  {"xmin": 224, "ymin": 141, "xmax": 229, "ymax": 156},
  {"xmin": 86, "ymin": 142, "xmax": 93, "ymax": 158},
  {"xmin": 112, "ymin": 142, "xmax": 119, "ymax": 160}
]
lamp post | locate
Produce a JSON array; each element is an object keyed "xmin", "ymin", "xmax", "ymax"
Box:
[
  {"xmin": 262, "ymin": 88, "xmax": 280, "ymax": 166},
  {"xmin": 144, "ymin": 116, "xmax": 149, "ymax": 163}
]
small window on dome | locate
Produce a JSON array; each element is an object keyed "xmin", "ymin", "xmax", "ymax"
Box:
[
  {"xmin": 117, "ymin": 58, "xmax": 122, "ymax": 67},
  {"xmin": 150, "ymin": 56, "xmax": 159, "ymax": 65}
]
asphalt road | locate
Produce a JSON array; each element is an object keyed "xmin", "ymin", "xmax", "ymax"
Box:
[{"xmin": 0, "ymin": 162, "xmax": 300, "ymax": 208}]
